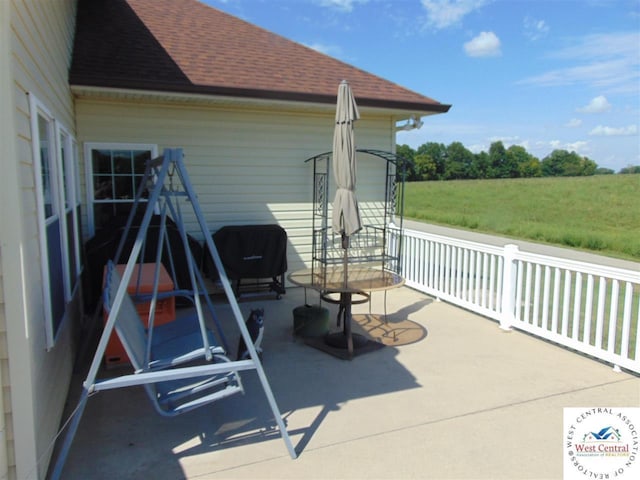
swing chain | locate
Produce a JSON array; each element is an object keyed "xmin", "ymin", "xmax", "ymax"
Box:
[{"xmin": 168, "ymin": 162, "xmax": 177, "ymax": 192}]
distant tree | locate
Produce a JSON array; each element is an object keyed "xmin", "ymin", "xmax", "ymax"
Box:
[
  {"xmin": 397, "ymin": 141, "xmax": 608, "ymax": 181},
  {"xmin": 619, "ymin": 165, "xmax": 640, "ymax": 174},
  {"xmin": 581, "ymin": 156, "xmax": 597, "ymax": 176},
  {"xmin": 541, "ymin": 149, "xmax": 596, "ymax": 177},
  {"xmin": 519, "ymin": 157, "xmax": 543, "ymax": 177},
  {"xmin": 444, "ymin": 142, "xmax": 474, "ymax": 179},
  {"xmin": 396, "ymin": 144, "xmax": 417, "ymax": 181},
  {"xmin": 506, "ymin": 145, "xmax": 540, "ymax": 178},
  {"xmin": 417, "ymin": 142, "xmax": 447, "ymax": 179},
  {"xmin": 594, "ymin": 167, "xmax": 615, "ymax": 175},
  {"xmin": 542, "ymin": 150, "xmax": 567, "ymax": 176},
  {"xmin": 414, "ymin": 153, "xmax": 437, "ymax": 180},
  {"xmin": 471, "ymin": 151, "xmax": 491, "ymax": 179},
  {"xmin": 488, "ymin": 141, "xmax": 514, "ymax": 178}
]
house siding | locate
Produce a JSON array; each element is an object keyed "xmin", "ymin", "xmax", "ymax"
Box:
[
  {"xmin": 76, "ymin": 99, "xmax": 395, "ymax": 275},
  {"xmin": 1, "ymin": 1, "xmax": 78, "ymax": 479}
]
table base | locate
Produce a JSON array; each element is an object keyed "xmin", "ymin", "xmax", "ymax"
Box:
[
  {"xmin": 325, "ymin": 332, "xmax": 368, "ymax": 349},
  {"xmin": 304, "ymin": 333, "xmax": 385, "ymax": 360}
]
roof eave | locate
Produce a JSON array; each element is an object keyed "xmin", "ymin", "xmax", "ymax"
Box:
[{"xmin": 69, "ymin": 78, "xmax": 451, "ymax": 116}]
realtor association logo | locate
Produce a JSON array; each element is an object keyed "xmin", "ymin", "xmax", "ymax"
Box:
[{"xmin": 564, "ymin": 408, "xmax": 639, "ymax": 479}]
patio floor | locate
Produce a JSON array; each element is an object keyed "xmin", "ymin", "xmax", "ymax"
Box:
[{"xmin": 55, "ymin": 285, "xmax": 639, "ymax": 479}]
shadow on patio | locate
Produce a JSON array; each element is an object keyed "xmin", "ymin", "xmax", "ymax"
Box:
[{"xmin": 55, "ymin": 285, "xmax": 639, "ymax": 479}]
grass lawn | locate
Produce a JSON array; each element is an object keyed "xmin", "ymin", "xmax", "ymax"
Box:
[{"xmin": 403, "ymin": 175, "xmax": 640, "ymax": 261}]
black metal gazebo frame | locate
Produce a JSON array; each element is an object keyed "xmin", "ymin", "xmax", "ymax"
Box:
[{"xmin": 304, "ymin": 148, "xmax": 409, "ymax": 291}]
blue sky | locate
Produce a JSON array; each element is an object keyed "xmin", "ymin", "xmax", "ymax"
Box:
[{"xmin": 205, "ymin": 0, "xmax": 640, "ymax": 172}]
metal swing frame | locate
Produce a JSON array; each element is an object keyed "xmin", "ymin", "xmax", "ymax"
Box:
[{"xmin": 51, "ymin": 148, "xmax": 296, "ymax": 479}]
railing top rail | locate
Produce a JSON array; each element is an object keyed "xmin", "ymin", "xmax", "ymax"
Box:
[
  {"xmin": 513, "ymin": 250, "xmax": 640, "ymax": 283},
  {"xmin": 403, "ymin": 227, "xmax": 506, "ymax": 256},
  {"xmin": 403, "ymin": 227, "xmax": 639, "ymax": 284}
]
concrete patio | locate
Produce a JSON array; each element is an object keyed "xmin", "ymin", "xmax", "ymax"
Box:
[{"xmin": 55, "ymin": 284, "xmax": 639, "ymax": 479}]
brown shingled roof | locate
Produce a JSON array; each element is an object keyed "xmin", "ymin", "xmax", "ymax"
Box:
[{"xmin": 70, "ymin": 0, "xmax": 450, "ymax": 113}]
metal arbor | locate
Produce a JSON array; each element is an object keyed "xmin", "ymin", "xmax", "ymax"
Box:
[{"xmin": 305, "ymin": 148, "xmax": 409, "ymax": 288}]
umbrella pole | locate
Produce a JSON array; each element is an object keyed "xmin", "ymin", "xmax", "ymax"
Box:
[{"xmin": 341, "ymin": 233, "xmax": 354, "ymax": 357}]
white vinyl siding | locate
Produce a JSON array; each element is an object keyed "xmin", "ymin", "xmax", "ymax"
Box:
[
  {"xmin": 2, "ymin": 1, "xmax": 78, "ymax": 479},
  {"xmin": 75, "ymin": 100, "xmax": 394, "ymax": 275}
]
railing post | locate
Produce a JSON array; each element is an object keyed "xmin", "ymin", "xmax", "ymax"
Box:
[{"xmin": 500, "ymin": 244, "xmax": 519, "ymax": 331}]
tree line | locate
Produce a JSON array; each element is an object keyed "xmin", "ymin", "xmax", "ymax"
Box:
[{"xmin": 396, "ymin": 141, "xmax": 640, "ymax": 181}]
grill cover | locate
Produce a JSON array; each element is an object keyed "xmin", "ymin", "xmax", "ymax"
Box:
[{"xmin": 208, "ymin": 225, "xmax": 287, "ymax": 280}]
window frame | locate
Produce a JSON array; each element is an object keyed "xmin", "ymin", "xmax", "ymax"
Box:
[
  {"xmin": 29, "ymin": 93, "xmax": 82, "ymax": 348},
  {"xmin": 84, "ymin": 142, "xmax": 158, "ymax": 236},
  {"xmin": 56, "ymin": 123, "xmax": 82, "ymax": 300}
]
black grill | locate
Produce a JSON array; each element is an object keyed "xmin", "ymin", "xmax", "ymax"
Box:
[{"xmin": 204, "ymin": 224, "xmax": 287, "ymax": 298}]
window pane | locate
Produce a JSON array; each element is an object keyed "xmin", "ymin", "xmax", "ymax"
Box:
[
  {"xmin": 76, "ymin": 205, "xmax": 84, "ymax": 265},
  {"xmin": 113, "ymin": 150, "xmax": 133, "ymax": 174},
  {"xmin": 94, "ymin": 175, "xmax": 113, "ymax": 199},
  {"xmin": 92, "ymin": 150, "xmax": 112, "ymax": 174},
  {"xmin": 133, "ymin": 151, "xmax": 151, "ymax": 174},
  {"xmin": 60, "ymin": 133, "xmax": 70, "ymax": 209},
  {"xmin": 38, "ymin": 115, "xmax": 54, "ymax": 218},
  {"xmin": 46, "ymin": 219, "xmax": 65, "ymax": 333},
  {"xmin": 134, "ymin": 174, "xmax": 148, "ymax": 199},
  {"xmin": 114, "ymin": 174, "xmax": 134, "ymax": 199},
  {"xmin": 66, "ymin": 209, "xmax": 77, "ymax": 282}
]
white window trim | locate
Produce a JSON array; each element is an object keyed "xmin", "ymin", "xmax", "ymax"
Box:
[
  {"xmin": 29, "ymin": 93, "xmax": 60, "ymax": 349},
  {"xmin": 56, "ymin": 122, "xmax": 82, "ymax": 300},
  {"xmin": 29, "ymin": 93, "xmax": 82, "ymax": 349},
  {"xmin": 84, "ymin": 142, "xmax": 158, "ymax": 236}
]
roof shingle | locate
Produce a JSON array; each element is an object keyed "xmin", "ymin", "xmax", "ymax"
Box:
[{"xmin": 70, "ymin": 0, "xmax": 450, "ymax": 113}]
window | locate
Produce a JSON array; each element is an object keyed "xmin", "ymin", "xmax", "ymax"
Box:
[
  {"xmin": 29, "ymin": 94, "xmax": 81, "ymax": 348},
  {"xmin": 58, "ymin": 125, "xmax": 82, "ymax": 300},
  {"xmin": 85, "ymin": 143, "xmax": 157, "ymax": 235}
]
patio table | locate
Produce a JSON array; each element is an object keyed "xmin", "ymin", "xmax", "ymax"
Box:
[{"xmin": 288, "ymin": 265, "xmax": 404, "ymax": 359}]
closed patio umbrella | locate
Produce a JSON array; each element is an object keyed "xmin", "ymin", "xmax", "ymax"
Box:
[
  {"xmin": 329, "ymin": 80, "xmax": 362, "ymax": 356},
  {"xmin": 332, "ymin": 80, "xmax": 361, "ymax": 239}
]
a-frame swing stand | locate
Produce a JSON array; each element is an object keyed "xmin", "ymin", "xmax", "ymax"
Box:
[{"xmin": 51, "ymin": 148, "xmax": 296, "ymax": 479}]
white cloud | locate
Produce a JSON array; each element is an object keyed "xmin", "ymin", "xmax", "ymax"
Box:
[
  {"xmin": 550, "ymin": 31, "xmax": 639, "ymax": 61},
  {"xmin": 518, "ymin": 32, "xmax": 640, "ymax": 94},
  {"xmin": 487, "ymin": 136, "xmax": 531, "ymax": 150},
  {"xmin": 304, "ymin": 42, "xmax": 343, "ymax": 57},
  {"xmin": 565, "ymin": 118, "xmax": 582, "ymax": 127},
  {"xmin": 524, "ymin": 16, "xmax": 549, "ymax": 41},
  {"xmin": 518, "ymin": 139, "xmax": 531, "ymax": 150},
  {"xmin": 565, "ymin": 140, "xmax": 590, "ymax": 154},
  {"xmin": 577, "ymin": 95, "xmax": 612, "ymax": 113},
  {"xmin": 464, "ymin": 31, "xmax": 501, "ymax": 57},
  {"xmin": 468, "ymin": 143, "xmax": 486, "ymax": 153},
  {"xmin": 315, "ymin": 0, "xmax": 369, "ymax": 12},
  {"xmin": 488, "ymin": 135, "xmax": 520, "ymax": 144},
  {"xmin": 421, "ymin": 0, "xmax": 488, "ymax": 29},
  {"xmin": 538, "ymin": 140, "xmax": 590, "ymax": 155},
  {"xmin": 589, "ymin": 124, "xmax": 638, "ymax": 136}
]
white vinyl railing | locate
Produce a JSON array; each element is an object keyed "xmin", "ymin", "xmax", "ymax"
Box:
[{"xmin": 399, "ymin": 228, "xmax": 640, "ymax": 374}]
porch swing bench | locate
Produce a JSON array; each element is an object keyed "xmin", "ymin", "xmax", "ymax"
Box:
[
  {"xmin": 51, "ymin": 149, "xmax": 296, "ymax": 480},
  {"xmin": 99, "ymin": 260, "xmax": 245, "ymax": 416}
]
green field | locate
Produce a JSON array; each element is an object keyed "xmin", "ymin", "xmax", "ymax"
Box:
[{"xmin": 402, "ymin": 175, "xmax": 640, "ymax": 261}]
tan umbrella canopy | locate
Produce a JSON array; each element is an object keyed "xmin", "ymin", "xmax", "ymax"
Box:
[{"xmin": 332, "ymin": 80, "xmax": 362, "ymax": 238}]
